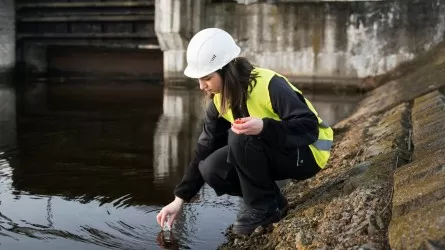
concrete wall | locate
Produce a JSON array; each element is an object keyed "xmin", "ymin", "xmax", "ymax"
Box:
[
  {"xmin": 204, "ymin": 1, "xmax": 445, "ymax": 79},
  {"xmin": 0, "ymin": 0, "xmax": 15, "ymax": 70},
  {"xmin": 157, "ymin": 0, "xmax": 445, "ymax": 81}
]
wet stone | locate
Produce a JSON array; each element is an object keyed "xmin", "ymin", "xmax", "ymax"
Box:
[
  {"xmin": 412, "ymin": 91, "xmax": 445, "ymax": 115},
  {"xmin": 234, "ymin": 238, "xmax": 241, "ymax": 246},
  {"xmin": 389, "ymin": 200, "xmax": 445, "ymax": 250},
  {"xmin": 412, "ymin": 111, "xmax": 445, "ymax": 131},
  {"xmin": 367, "ymin": 219, "xmax": 379, "ymax": 236},
  {"xmin": 392, "ymin": 169, "xmax": 445, "ymax": 217},
  {"xmin": 376, "ymin": 215, "xmax": 385, "ymax": 230},
  {"xmin": 413, "ymin": 136, "xmax": 445, "ymax": 161},
  {"xmin": 412, "ymin": 90, "xmax": 444, "ymax": 106},
  {"xmin": 413, "ymin": 119, "xmax": 445, "ymax": 143},
  {"xmin": 394, "ymin": 150, "xmax": 445, "ymax": 188},
  {"xmin": 412, "ymin": 100, "xmax": 445, "ymax": 118}
]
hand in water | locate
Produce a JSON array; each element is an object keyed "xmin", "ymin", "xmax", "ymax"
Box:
[
  {"xmin": 156, "ymin": 230, "xmax": 179, "ymax": 250},
  {"xmin": 156, "ymin": 197, "xmax": 184, "ymax": 230}
]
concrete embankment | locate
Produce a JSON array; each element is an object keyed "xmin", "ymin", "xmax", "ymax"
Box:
[{"xmin": 219, "ymin": 41, "xmax": 445, "ymax": 250}]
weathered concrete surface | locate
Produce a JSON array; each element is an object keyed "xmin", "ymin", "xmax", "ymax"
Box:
[
  {"xmin": 158, "ymin": 1, "xmax": 445, "ymax": 81},
  {"xmin": 205, "ymin": 1, "xmax": 445, "ymax": 79},
  {"xmin": 341, "ymin": 43, "xmax": 445, "ymax": 124},
  {"xmin": 155, "ymin": 0, "xmax": 205, "ymax": 79},
  {"xmin": 218, "ymin": 38, "xmax": 445, "ymax": 250},
  {"xmin": 0, "ymin": 0, "xmax": 15, "ymax": 69},
  {"xmin": 388, "ymin": 90, "xmax": 445, "ymax": 250}
]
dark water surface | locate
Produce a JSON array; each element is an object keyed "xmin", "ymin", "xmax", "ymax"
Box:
[{"xmin": 0, "ymin": 77, "xmax": 360, "ymax": 250}]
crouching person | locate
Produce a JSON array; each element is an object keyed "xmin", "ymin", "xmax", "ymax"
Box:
[{"xmin": 156, "ymin": 28, "xmax": 333, "ymax": 235}]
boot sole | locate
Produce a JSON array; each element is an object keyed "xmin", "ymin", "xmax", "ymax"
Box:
[
  {"xmin": 232, "ymin": 212, "xmax": 281, "ymax": 235},
  {"xmin": 279, "ymin": 204, "xmax": 289, "ymax": 218}
]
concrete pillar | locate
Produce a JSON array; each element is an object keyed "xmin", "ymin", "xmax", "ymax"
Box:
[
  {"xmin": 155, "ymin": 0, "xmax": 205, "ymax": 81},
  {"xmin": 0, "ymin": 0, "xmax": 15, "ymax": 70}
]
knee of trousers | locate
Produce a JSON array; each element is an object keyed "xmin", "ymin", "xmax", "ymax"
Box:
[
  {"xmin": 227, "ymin": 129, "xmax": 250, "ymax": 153},
  {"xmin": 198, "ymin": 160, "xmax": 221, "ymax": 186}
]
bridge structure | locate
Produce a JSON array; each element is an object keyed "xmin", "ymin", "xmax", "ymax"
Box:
[
  {"xmin": 1, "ymin": 0, "xmax": 445, "ymax": 83},
  {"xmin": 13, "ymin": 0, "xmax": 161, "ymax": 79}
]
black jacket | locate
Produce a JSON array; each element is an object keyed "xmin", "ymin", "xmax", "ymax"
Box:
[{"xmin": 174, "ymin": 75, "xmax": 319, "ymax": 201}]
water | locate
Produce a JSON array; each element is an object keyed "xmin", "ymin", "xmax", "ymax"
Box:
[{"xmin": 0, "ymin": 76, "xmax": 360, "ymax": 250}]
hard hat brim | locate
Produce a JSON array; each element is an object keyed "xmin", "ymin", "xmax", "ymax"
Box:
[
  {"xmin": 183, "ymin": 45, "xmax": 241, "ymax": 79},
  {"xmin": 183, "ymin": 65, "xmax": 214, "ymax": 79}
]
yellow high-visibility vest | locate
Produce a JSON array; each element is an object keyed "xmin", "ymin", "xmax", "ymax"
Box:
[{"xmin": 213, "ymin": 67, "xmax": 333, "ymax": 168}]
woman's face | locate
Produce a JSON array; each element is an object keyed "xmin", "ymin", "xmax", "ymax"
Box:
[{"xmin": 198, "ymin": 72, "xmax": 222, "ymax": 94}]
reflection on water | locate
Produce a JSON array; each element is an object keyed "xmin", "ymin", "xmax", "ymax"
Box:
[
  {"xmin": 0, "ymin": 77, "xmax": 360, "ymax": 250},
  {"xmin": 153, "ymin": 87, "xmax": 204, "ymax": 185},
  {"xmin": 0, "ymin": 74, "xmax": 16, "ymax": 152}
]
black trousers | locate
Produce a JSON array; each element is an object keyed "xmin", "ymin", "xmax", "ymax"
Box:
[{"xmin": 198, "ymin": 130, "xmax": 320, "ymax": 212}]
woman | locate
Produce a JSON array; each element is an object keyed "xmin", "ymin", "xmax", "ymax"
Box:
[{"xmin": 156, "ymin": 28, "xmax": 333, "ymax": 235}]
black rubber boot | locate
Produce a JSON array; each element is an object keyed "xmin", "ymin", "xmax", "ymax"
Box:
[
  {"xmin": 232, "ymin": 191, "xmax": 287, "ymax": 235},
  {"xmin": 232, "ymin": 207, "xmax": 281, "ymax": 235},
  {"xmin": 276, "ymin": 190, "xmax": 289, "ymax": 217}
]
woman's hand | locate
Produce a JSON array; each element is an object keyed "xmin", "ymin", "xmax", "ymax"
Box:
[
  {"xmin": 231, "ymin": 117, "xmax": 263, "ymax": 135},
  {"xmin": 156, "ymin": 197, "xmax": 184, "ymax": 230}
]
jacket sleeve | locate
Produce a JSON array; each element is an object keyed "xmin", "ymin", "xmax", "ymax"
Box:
[
  {"xmin": 173, "ymin": 101, "xmax": 230, "ymax": 202},
  {"xmin": 259, "ymin": 75, "xmax": 319, "ymax": 148}
]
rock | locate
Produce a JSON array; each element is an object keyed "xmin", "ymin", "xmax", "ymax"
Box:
[
  {"xmin": 367, "ymin": 218, "xmax": 379, "ymax": 236},
  {"xmin": 251, "ymin": 226, "xmax": 265, "ymax": 236},
  {"xmin": 351, "ymin": 215, "xmax": 360, "ymax": 222},
  {"xmin": 302, "ymin": 231, "xmax": 314, "ymax": 245},
  {"xmin": 376, "ymin": 215, "xmax": 385, "ymax": 229},
  {"xmin": 358, "ymin": 242, "xmax": 377, "ymax": 250},
  {"xmin": 234, "ymin": 238, "xmax": 241, "ymax": 246},
  {"xmin": 357, "ymin": 220, "xmax": 369, "ymax": 233},
  {"xmin": 345, "ymin": 227, "xmax": 357, "ymax": 235},
  {"xmin": 367, "ymin": 222, "xmax": 379, "ymax": 236}
]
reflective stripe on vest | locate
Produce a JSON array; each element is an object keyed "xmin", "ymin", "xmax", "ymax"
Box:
[
  {"xmin": 313, "ymin": 139, "xmax": 333, "ymax": 151},
  {"xmin": 213, "ymin": 67, "xmax": 334, "ymax": 168}
]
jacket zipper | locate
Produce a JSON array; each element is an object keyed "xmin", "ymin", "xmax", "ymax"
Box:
[{"xmin": 297, "ymin": 147, "xmax": 300, "ymax": 166}]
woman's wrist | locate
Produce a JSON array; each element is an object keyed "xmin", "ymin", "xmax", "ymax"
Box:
[{"xmin": 174, "ymin": 196, "xmax": 184, "ymax": 205}]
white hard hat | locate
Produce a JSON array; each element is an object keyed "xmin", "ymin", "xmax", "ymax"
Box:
[{"xmin": 184, "ymin": 28, "xmax": 241, "ymax": 79}]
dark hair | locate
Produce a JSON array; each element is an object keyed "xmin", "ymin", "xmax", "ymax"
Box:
[{"xmin": 207, "ymin": 57, "xmax": 258, "ymax": 116}]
